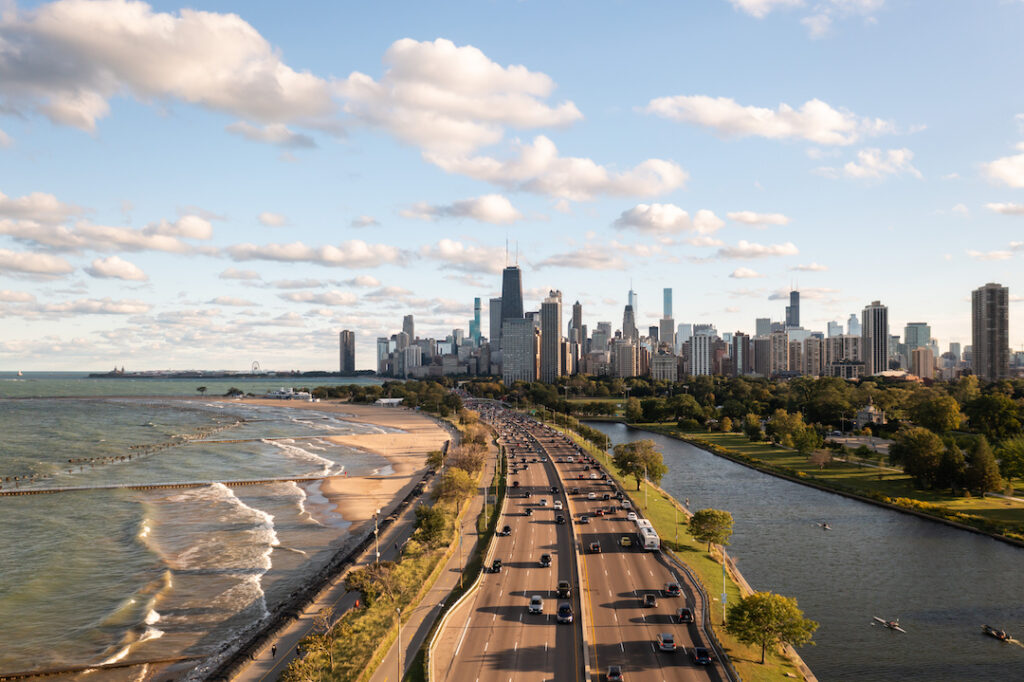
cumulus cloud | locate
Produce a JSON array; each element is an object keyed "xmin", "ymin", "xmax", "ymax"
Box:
[
  {"xmin": 645, "ymin": 95, "xmax": 892, "ymax": 145},
  {"xmin": 966, "ymin": 249, "xmax": 1013, "ymax": 261},
  {"xmin": 728, "ymin": 0, "xmax": 804, "ymax": 18},
  {"xmin": 716, "ymin": 240, "xmax": 799, "ymax": 259},
  {"xmin": 337, "ymin": 37, "xmax": 582, "ymax": 156},
  {"xmin": 351, "ymin": 215, "xmax": 379, "ymax": 228},
  {"xmin": 0, "ymin": 214, "xmax": 212, "ymax": 253},
  {"xmin": 40, "ymin": 297, "xmax": 151, "ymax": 315},
  {"xmin": 0, "ymin": 248, "xmax": 74, "ymax": 276},
  {"xmin": 0, "ymin": 0, "xmax": 335, "ymax": 133},
  {"xmin": 789, "ymin": 262, "xmax": 828, "ymax": 271},
  {"xmin": 219, "ymin": 267, "xmax": 261, "ymax": 280},
  {"xmin": 340, "ymin": 274, "xmax": 380, "ymax": 288},
  {"xmin": 427, "ymin": 135, "xmax": 687, "ymax": 201},
  {"xmin": 0, "ymin": 190, "xmax": 84, "ymax": 223},
  {"xmin": 534, "ymin": 245, "xmax": 626, "ymax": 270},
  {"xmin": 258, "ymin": 211, "xmax": 288, "ymax": 227},
  {"xmin": 613, "ymin": 204, "xmax": 723, "ymax": 235},
  {"xmin": 419, "ymin": 238, "xmax": 504, "ymax": 274},
  {"xmin": 84, "ymin": 255, "xmax": 147, "ymax": 280},
  {"xmin": 817, "ymin": 148, "xmax": 921, "ymax": 180},
  {"xmin": 0, "ymin": 289, "xmax": 36, "ymax": 302},
  {"xmin": 768, "ymin": 287, "xmax": 837, "ymax": 300},
  {"xmin": 401, "ymin": 194, "xmax": 522, "ymax": 224},
  {"xmin": 727, "ymin": 210, "xmax": 791, "ymax": 227},
  {"xmin": 728, "ymin": 0, "xmax": 886, "ymax": 37},
  {"xmin": 363, "ymin": 286, "xmax": 414, "ymax": 301},
  {"xmin": 207, "ymin": 296, "xmax": 256, "ymax": 306},
  {"xmin": 729, "ymin": 267, "xmax": 762, "ymax": 278},
  {"xmin": 226, "ymin": 240, "xmax": 405, "ymax": 268},
  {"xmin": 226, "ymin": 122, "xmax": 316, "ymax": 148},
  {"xmin": 983, "ymin": 143, "xmax": 1024, "ymax": 188},
  {"xmin": 280, "ymin": 290, "xmax": 358, "ymax": 306},
  {"xmin": 268, "ymin": 278, "xmax": 324, "ymax": 290},
  {"xmin": 0, "ymin": 129, "xmax": 10, "ymax": 147},
  {"xmin": 986, "ymin": 202, "xmax": 1024, "ymax": 215}
]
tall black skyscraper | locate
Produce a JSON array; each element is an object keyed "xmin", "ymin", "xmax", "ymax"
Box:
[
  {"xmin": 501, "ymin": 266, "xmax": 524, "ymax": 320},
  {"xmin": 785, "ymin": 290, "xmax": 800, "ymax": 328},
  {"xmin": 339, "ymin": 330, "xmax": 355, "ymax": 373},
  {"xmin": 972, "ymin": 282, "xmax": 1009, "ymax": 382}
]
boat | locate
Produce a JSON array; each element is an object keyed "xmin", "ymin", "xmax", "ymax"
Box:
[
  {"xmin": 817, "ymin": 522, "xmax": 832, "ymax": 530},
  {"xmin": 982, "ymin": 624, "xmax": 1011, "ymax": 641},
  {"xmin": 872, "ymin": 616, "xmax": 906, "ymax": 633}
]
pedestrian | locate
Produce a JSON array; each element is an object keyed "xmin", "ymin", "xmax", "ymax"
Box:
[{"xmin": 271, "ymin": 644, "xmax": 277, "ymax": 658}]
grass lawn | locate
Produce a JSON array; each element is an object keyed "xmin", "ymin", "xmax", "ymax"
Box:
[
  {"xmin": 641, "ymin": 425, "xmax": 1024, "ymax": 543},
  {"xmin": 552, "ymin": 424, "xmax": 809, "ymax": 682}
]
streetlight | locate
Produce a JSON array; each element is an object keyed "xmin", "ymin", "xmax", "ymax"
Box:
[
  {"xmin": 374, "ymin": 508, "xmax": 381, "ymax": 564},
  {"xmin": 396, "ymin": 606, "xmax": 402, "ymax": 680}
]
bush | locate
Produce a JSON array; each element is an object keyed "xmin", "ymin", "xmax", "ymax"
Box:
[{"xmin": 678, "ymin": 418, "xmax": 702, "ymax": 432}]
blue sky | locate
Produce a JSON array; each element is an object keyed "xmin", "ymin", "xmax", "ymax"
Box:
[{"xmin": 1, "ymin": 0, "xmax": 1023, "ymax": 371}]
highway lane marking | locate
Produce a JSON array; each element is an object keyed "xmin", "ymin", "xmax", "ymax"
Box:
[
  {"xmin": 620, "ymin": 642, "xmax": 625, "ymax": 652},
  {"xmin": 453, "ymin": 615, "xmax": 473, "ymax": 658}
]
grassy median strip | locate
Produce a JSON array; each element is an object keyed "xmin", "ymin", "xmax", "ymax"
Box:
[{"xmin": 550, "ymin": 422, "xmax": 807, "ymax": 682}]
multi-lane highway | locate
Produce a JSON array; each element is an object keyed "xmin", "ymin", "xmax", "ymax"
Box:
[{"xmin": 434, "ymin": 402, "xmax": 729, "ymax": 681}]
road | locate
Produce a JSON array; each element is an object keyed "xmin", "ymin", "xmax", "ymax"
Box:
[{"xmin": 432, "ymin": 408, "xmax": 585, "ymax": 681}]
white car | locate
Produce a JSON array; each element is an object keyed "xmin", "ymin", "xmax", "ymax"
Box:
[
  {"xmin": 540, "ymin": 498, "xmax": 548, "ymax": 506},
  {"xmin": 627, "ymin": 511, "xmax": 638, "ymax": 521},
  {"xmin": 567, "ymin": 456, "xmax": 575, "ymax": 463},
  {"xmin": 529, "ymin": 595, "xmax": 544, "ymax": 614},
  {"xmin": 553, "ymin": 500, "xmax": 563, "ymax": 510},
  {"xmin": 587, "ymin": 492, "xmax": 597, "ymax": 500},
  {"xmin": 621, "ymin": 500, "xmax": 632, "ymax": 510},
  {"xmin": 590, "ymin": 473, "xmax": 599, "ymax": 479}
]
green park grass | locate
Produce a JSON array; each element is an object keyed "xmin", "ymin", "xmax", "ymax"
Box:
[
  {"xmin": 552, "ymin": 424, "xmax": 809, "ymax": 682},
  {"xmin": 640, "ymin": 426, "xmax": 1024, "ymax": 543}
]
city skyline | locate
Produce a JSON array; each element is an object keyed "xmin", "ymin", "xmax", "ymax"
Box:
[{"xmin": 2, "ymin": 1, "xmax": 1024, "ymax": 371}]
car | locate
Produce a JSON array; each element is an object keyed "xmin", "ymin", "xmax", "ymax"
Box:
[
  {"xmin": 525, "ymin": 507, "xmax": 533, "ymax": 516},
  {"xmin": 529, "ymin": 595, "xmax": 544, "ymax": 614},
  {"xmin": 656, "ymin": 633, "xmax": 676, "ymax": 652},
  {"xmin": 539, "ymin": 553, "xmax": 552, "ymax": 567},
  {"xmin": 587, "ymin": 492, "xmax": 597, "ymax": 500},
  {"xmin": 590, "ymin": 473, "xmax": 599, "ymax": 479},
  {"xmin": 595, "ymin": 508, "xmax": 606, "ymax": 516},
  {"xmin": 619, "ymin": 535, "xmax": 632, "ymax": 547},
  {"xmin": 606, "ymin": 665, "xmax": 624, "ymax": 682},
  {"xmin": 642, "ymin": 593, "xmax": 657, "ymax": 608},
  {"xmin": 621, "ymin": 500, "xmax": 632, "ymax": 509},
  {"xmin": 498, "ymin": 525, "xmax": 512, "ymax": 536},
  {"xmin": 615, "ymin": 491, "xmax": 625, "ymax": 500},
  {"xmin": 553, "ymin": 500, "xmax": 563, "ymax": 510},
  {"xmin": 550, "ymin": 486, "xmax": 559, "ymax": 494},
  {"xmin": 676, "ymin": 607, "xmax": 694, "ymax": 623},
  {"xmin": 578, "ymin": 514, "xmax": 590, "ymax": 524},
  {"xmin": 589, "ymin": 541, "xmax": 602, "ymax": 553},
  {"xmin": 690, "ymin": 647, "xmax": 713, "ymax": 665},
  {"xmin": 540, "ymin": 457, "xmax": 547, "ymax": 463},
  {"xmin": 626, "ymin": 511, "xmax": 638, "ymax": 521},
  {"xmin": 567, "ymin": 456, "xmax": 574, "ymax": 463},
  {"xmin": 557, "ymin": 580, "xmax": 571, "ymax": 598},
  {"xmin": 571, "ymin": 487, "xmax": 580, "ymax": 495},
  {"xmin": 524, "ymin": 490, "xmax": 532, "ymax": 498},
  {"xmin": 491, "ymin": 559, "xmax": 503, "ymax": 573},
  {"xmin": 556, "ymin": 602, "xmax": 574, "ymax": 624},
  {"xmin": 512, "ymin": 480, "xmax": 520, "ymax": 488},
  {"xmin": 556, "ymin": 514, "xmax": 566, "ymax": 525},
  {"xmin": 663, "ymin": 582, "xmax": 682, "ymax": 597},
  {"xmin": 602, "ymin": 493, "xmax": 611, "ymax": 500},
  {"xmin": 539, "ymin": 498, "xmax": 548, "ymax": 506}
]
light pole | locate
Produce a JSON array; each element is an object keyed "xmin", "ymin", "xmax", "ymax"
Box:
[
  {"xmin": 722, "ymin": 554, "xmax": 728, "ymax": 625},
  {"xmin": 458, "ymin": 522, "xmax": 464, "ymax": 589},
  {"xmin": 674, "ymin": 504, "xmax": 678, "ymax": 547},
  {"xmin": 374, "ymin": 508, "xmax": 381, "ymax": 564},
  {"xmin": 396, "ymin": 606, "xmax": 402, "ymax": 680},
  {"xmin": 643, "ymin": 464, "xmax": 648, "ymax": 509}
]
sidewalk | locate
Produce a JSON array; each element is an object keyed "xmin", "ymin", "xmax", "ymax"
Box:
[{"xmin": 368, "ymin": 441, "xmax": 498, "ymax": 682}]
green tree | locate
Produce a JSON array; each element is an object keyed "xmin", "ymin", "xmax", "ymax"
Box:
[
  {"xmin": 726, "ymin": 592, "xmax": 818, "ymax": 664},
  {"xmin": 908, "ymin": 389, "xmax": 963, "ymax": 433},
  {"xmin": 196, "ymin": 386, "xmax": 207, "ymax": 397},
  {"xmin": 426, "ymin": 449, "xmax": 445, "ymax": 470},
  {"xmin": 719, "ymin": 416, "xmax": 733, "ymax": 433},
  {"xmin": 765, "ymin": 409, "xmax": 805, "ymax": 447},
  {"xmin": 889, "ymin": 426, "xmax": 944, "ymax": 488},
  {"xmin": 793, "ymin": 426, "xmax": 822, "ymax": 456},
  {"xmin": 625, "ymin": 397, "xmax": 643, "ymax": 422},
  {"xmin": 935, "ymin": 443, "xmax": 967, "ymax": 494},
  {"xmin": 996, "ymin": 436, "xmax": 1024, "ymax": 483},
  {"xmin": 667, "ymin": 393, "xmax": 703, "ymax": 422},
  {"xmin": 611, "ymin": 439, "xmax": 668, "ymax": 490},
  {"xmin": 966, "ymin": 436, "xmax": 1003, "ymax": 495},
  {"xmin": 689, "ymin": 508, "xmax": 734, "ymax": 552},
  {"xmin": 743, "ymin": 413, "xmax": 763, "ymax": 441},
  {"xmin": 432, "ymin": 467, "xmax": 477, "ymax": 510},
  {"xmin": 414, "ymin": 504, "xmax": 448, "ymax": 546},
  {"xmin": 965, "ymin": 393, "xmax": 1022, "ymax": 441}
]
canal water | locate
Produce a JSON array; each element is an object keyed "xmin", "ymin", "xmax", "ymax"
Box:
[{"xmin": 589, "ymin": 423, "xmax": 1024, "ymax": 681}]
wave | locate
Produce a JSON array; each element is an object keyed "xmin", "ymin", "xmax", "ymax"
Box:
[
  {"xmin": 93, "ymin": 570, "xmax": 172, "ymax": 667},
  {"xmin": 262, "ymin": 438, "xmax": 343, "ymax": 476},
  {"xmin": 283, "ymin": 480, "xmax": 324, "ymax": 527}
]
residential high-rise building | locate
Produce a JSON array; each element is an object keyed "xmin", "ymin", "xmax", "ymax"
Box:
[
  {"xmin": 847, "ymin": 313, "xmax": 862, "ymax": 337},
  {"xmin": 911, "ymin": 346, "xmax": 935, "ymax": 379},
  {"xmin": 949, "ymin": 342, "xmax": 962, "ymax": 362},
  {"xmin": 769, "ymin": 330, "xmax": 789, "ymax": 375},
  {"xmin": 753, "ymin": 337, "xmax": 771, "ymax": 376},
  {"xmin": 500, "ymin": 266, "xmax": 524, "ymax": 321},
  {"xmin": 659, "ymin": 318, "xmax": 675, "ymax": 350},
  {"xmin": 612, "ymin": 339, "xmax": 638, "ymax": 378},
  {"xmin": 972, "ymin": 282, "xmax": 1010, "ymax": 382},
  {"xmin": 731, "ymin": 332, "xmax": 752, "ymax": 376},
  {"xmin": 861, "ymin": 301, "xmax": 889, "ymax": 375},
  {"xmin": 827, "ymin": 321, "xmax": 843, "ymax": 338},
  {"xmin": 402, "ymin": 315, "xmax": 415, "ymax": 341},
  {"xmin": 623, "ymin": 305, "xmax": 637, "ymax": 342},
  {"xmin": 501, "ymin": 318, "xmax": 539, "ymax": 385},
  {"xmin": 470, "ymin": 298, "xmax": 482, "ymax": 344},
  {"xmin": 804, "ymin": 337, "xmax": 824, "ymax": 377},
  {"xmin": 663, "ymin": 288, "xmax": 673, "ymax": 318},
  {"xmin": 489, "ymin": 297, "xmax": 502, "ymax": 348},
  {"xmin": 690, "ymin": 330, "xmax": 716, "ymax": 376},
  {"xmin": 755, "ymin": 317, "xmax": 771, "ymax": 337},
  {"xmin": 340, "ymin": 330, "xmax": 355, "ymax": 373},
  {"xmin": 785, "ymin": 290, "xmax": 800, "ymax": 328},
  {"xmin": 676, "ymin": 323, "xmax": 692, "ymax": 354},
  {"xmin": 376, "ymin": 337, "xmax": 391, "ymax": 374},
  {"xmin": 904, "ymin": 322, "xmax": 931, "ymax": 353},
  {"xmin": 572, "ymin": 300, "xmax": 583, "ymax": 335},
  {"xmin": 540, "ymin": 290, "xmax": 563, "ymax": 383}
]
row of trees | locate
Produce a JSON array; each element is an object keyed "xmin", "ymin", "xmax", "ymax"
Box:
[{"xmin": 312, "ymin": 380, "xmax": 463, "ymax": 416}]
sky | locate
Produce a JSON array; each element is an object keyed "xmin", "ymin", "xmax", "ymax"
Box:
[{"xmin": 1, "ymin": 0, "xmax": 1023, "ymax": 371}]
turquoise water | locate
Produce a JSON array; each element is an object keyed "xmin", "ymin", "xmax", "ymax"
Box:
[{"xmin": 0, "ymin": 376, "xmax": 389, "ymax": 678}]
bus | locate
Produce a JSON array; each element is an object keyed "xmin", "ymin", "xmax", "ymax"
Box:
[{"xmin": 635, "ymin": 518, "xmax": 660, "ymax": 551}]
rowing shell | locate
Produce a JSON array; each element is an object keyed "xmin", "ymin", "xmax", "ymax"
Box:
[{"xmin": 872, "ymin": 616, "xmax": 906, "ymax": 633}]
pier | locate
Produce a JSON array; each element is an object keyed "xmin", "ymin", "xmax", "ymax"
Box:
[
  {"xmin": 0, "ymin": 656, "xmax": 201, "ymax": 680},
  {"xmin": 0, "ymin": 476, "xmax": 333, "ymax": 497}
]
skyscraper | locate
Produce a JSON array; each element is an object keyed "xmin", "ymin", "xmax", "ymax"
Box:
[
  {"xmin": 904, "ymin": 322, "xmax": 931, "ymax": 353},
  {"xmin": 827, "ymin": 321, "xmax": 843, "ymax": 338},
  {"xmin": 861, "ymin": 301, "xmax": 889, "ymax": 375},
  {"xmin": 663, "ymin": 288, "xmax": 672, "ymax": 318},
  {"xmin": 628, "ymin": 287, "xmax": 638, "ymax": 314},
  {"xmin": 470, "ymin": 297, "xmax": 482, "ymax": 344},
  {"xmin": 755, "ymin": 317, "xmax": 771, "ymax": 337},
  {"xmin": 340, "ymin": 330, "xmax": 355, "ymax": 373},
  {"xmin": 402, "ymin": 314, "xmax": 415, "ymax": 341},
  {"xmin": 500, "ymin": 266, "xmax": 524, "ymax": 321},
  {"xmin": 847, "ymin": 313, "xmax": 861, "ymax": 337},
  {"xmin": 622, "ymin": 305, "xmax": 637, "ymax": 342},
  {"xmin": 572, "ymin": 300, "xmax": 583, "ymax": 335},
  {"xmin": 540, "ymin": 290, "xmax": 563, "ymax": 383},
  {"xmin": 489, "ymin": 297, "xmax": 502, "ymax": 348},
  {"xmin": 785, "ymin": 290, "xmax": 800, "ymax": 328},
  {"xmin": 972, "ymin": 282, "xmax": 1009, "ymax": 382},
  {"xmin": 659, "ymin": 318, "xmax": 675, "ymax": 350},
  {"xmin": 501, "ymin": 318, "xmax": 539, "ymax": 385}
]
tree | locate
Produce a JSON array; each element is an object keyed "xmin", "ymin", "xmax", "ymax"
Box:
[
  {"xmin": 743, "ymin": 413, "xmax": 763, "ymax": 441},
  {"xmin": 611, "ymin": 439, "xmax": 668, "ymax": 490},
  {"xmin": 725, "ymin": 592, "xmax": 818, "ymax": 664},
  {"xmin": 197, "ymin": 386, "xmax": 207, "ymax": 397},
  {"xmin": 965, "ymin": 393, "xmax": 1022, "ymax": 442},
  {"xmin": 689, "ymin": 508, "xmax": 734, "ymax": 552},
  {"xmin": 625, "ymin": 397, "xmax": 643, "ymax": 422},
  {"xmin": 889, "ymin": 426, "xmax": 944, "ymax": 488},
  {"xmin": 414, "ymin": 504, "xmax": 448, "ymax": 546},
  {"xmin": 432, "ymin": 467, "xmax": 477, "ymax": 510},
  {"xmin": 966, "ymin": 436, "xmax": 1003, "ymax": 495},
  {"xmin": 310, "ymin": 606, "xmax": 337, "ymax": 669},
  {"xmin": 719, "ymin": 416, "xmax": 733, "ymax": 433},
  {"xmin": 793, "ymin": 427, "xmax": 822, "ymax": 456},
  {"xmin": 935, "ymin": 443, "xmax": 967, "ymax": 494},
  {"xmin": 765, "ymin": 409, "xmax": 805, "ymax": 447},
  {"xmin": 907, "ymin": 389, "xmax": 963, "ymax": 433},
  {"xmin": 426, "ymin": 449, "xmax": 445, "ymax": 470},
  {"xmin": 996, "ymin": 436, "xmax": 1024, "ymax": 484}
]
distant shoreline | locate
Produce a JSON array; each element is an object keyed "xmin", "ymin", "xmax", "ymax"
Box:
[{"xmin": 86, "ymin": 370, "xmax": 379, "ymax": 379}]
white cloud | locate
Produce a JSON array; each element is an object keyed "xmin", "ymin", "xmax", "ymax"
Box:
[
  {"xmin": 219, "ymin": 267, "xmax": 261, "ymax": 280},
  {"xmin": 0, "ymin": 190, "xmax": 84, "ymax": 223},
  {"xmin": 728, "ymin": 0, "xmax": 804, "ymax": 19},
  {"xmin": 0, "ymin": 214, "xmax": 212, "ymax": 253},
  {"xmin": 951, "ymin": 203, "xmax": 969, "ymax": 216},
  {"xmin": 428, "ymin": 135, "xmax": 687, "ymax": 201},
  {"xmin": 789, "ymin": 262, "xmax": 828, "ymax": 271},
  {"xmin": 364, "ymin": 286, "xmax": 414, "ymax": 301},
  {"xmin": 341, "ymin": 275, "xmax": 381, "ymax": 288},
  {"xmin": 983, "ymin": 143, "xmax": 1024, "ymax": 188},
  {"xmin": 716, "ymin": 240, "xmax": 799, "ymax": 259},
  {"xmin": 0, "ymin": 0, "xmax": 335, "ymax": 133},
  {"xmin": 41, "ymin": 297, "xmax": 151, "ymax": 315},
  {"xmin": 645, "ymin": 95, "xmax": 892, "ymax": 145},
  {"xmin": 818, "ymin": 147, "xmax": 921, "ymax": 180},
  {"xmin": 351, "ymin": 215, "xmax": 379, "ymax": 228},
  {"xmin": 226, "ymin": 122, "xmax": 316, "ymax": 148},
  {"xmin": 84, "ymin": 255, "xmax": 147, "ymax": 280},
  {"xmin": 337, "ymin": 38, "xmax": 582, "ymax": 156},
  {"xmin": 613, "ymin": 204, "xmax": 723, "ymax": 234},
  {"xmin": 258, "ymin": 211, "xmax": 288, "ymax": 227},
  {"xmin": 0, "ymin": 248, "xmax": 74, "ymax": 276},
  {"xmin": 280, "ymin": 290, "xmax": 358, "ymax": 306},
  {"xmin": 226, "ymin": 240, "xmax": 405, "ymax": 268},
  {"xmin": 268, "ymin": 278, "xmax": 324, "ymax": 290},
  {"xmin": 0, "ymin": 129, "xmax": 10, "ymax": 147},
  {"xmin": 0, "ymin": 290, "xmax": 36, "ymax": 303},
  {"xmin": 729, "ymin": 267, "xmax": 763, "ymax": 278},
  {"xmin": 986, "ymin": 202, "xmax": 1024, "ymax": 215},
  {"xmin": 401, "ymin": 194, "xmax": 522, "ymax": 224},
  {"xmin": 207, "ymin": 296, "xmax": 256, "ymax": 307},
  {"xmin": 535, "ymin": 245, "xmax": 626, "ymax": 270},
  {"xmin": 727, "ymin": 210, "xmax": 791, "ymax": 227},
  {"xmin": 802, "ymin": 0, "xmax": 885, "ymax": 38},
  {"xmin": 768, "ymin": 287, "xmax": 837, "ymax": 300},
  {"xmin": 966, "ymin": 249, "xmax": 1013, "ymax": 261},
  {"xmin": 419, "ymin": 238, "xmax": 504, "ymax": 274}
]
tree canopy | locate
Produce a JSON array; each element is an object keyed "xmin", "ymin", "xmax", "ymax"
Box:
[
  {"xmin": 689, "ymin": 508, "xmax": 734, "ymax": 552},
  {"xmin": 726, "ymin": 592, "xmax": 818, "ymax": 664},
  {"xmin": 612, "ymin": 439, "xmax": 668, "ymax": 490}
]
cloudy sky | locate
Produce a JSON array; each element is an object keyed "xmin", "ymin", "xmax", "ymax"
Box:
[{"xmin": 2, "ymin": 0, "xmax": 1023, "ymax": 371}]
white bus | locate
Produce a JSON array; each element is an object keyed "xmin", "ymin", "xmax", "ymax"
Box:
[{"xmin": 635, "ymin": 518, "xmax": 660, "ymax": 551}]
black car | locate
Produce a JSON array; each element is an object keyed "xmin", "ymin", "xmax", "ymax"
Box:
[
  {"xmin": 539, "ymin": 553, "xmax": 552, "ymax": 567},
  {"xmin": 556, "ymin": 602, "xmax": 574, "ymax": 624},
  {"xmin": 525, "ymin": 507, "xmax": 533, "ymax": 516},
  {"xmin": 691, "ymin": 647, "xmax": 713, "ymax": 665},
  {"xmin": 557, "ymin": 580, "xmax": 571, "ymax": 598},
  {"xmin": 556, "ymin": 514, "xmax": 566, "ymax": 525},
  {"xmin": 676, "ymin": 607, "xmax": 694, "ymax": 623},
  {"xmin": 663, "ymin": 582, "xmax": 682, "ymax": 597},
  {"xmin": 550, "ymin": 486, "xmax": 559, "ymax": 494},
  {"xmin": 642, "ymin": 593, "xmax": 657, "ymax": 607},
  {"xmin": 498, "ymin": 525, "xmax": 512, "ymax": 536},
  {"xmin": 491, "ymin": 559, "xmax": 503, "ymax": 573},
  {"xmin": 607, "ymin": 665, "xmax": 624, "ymax": 682}
]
